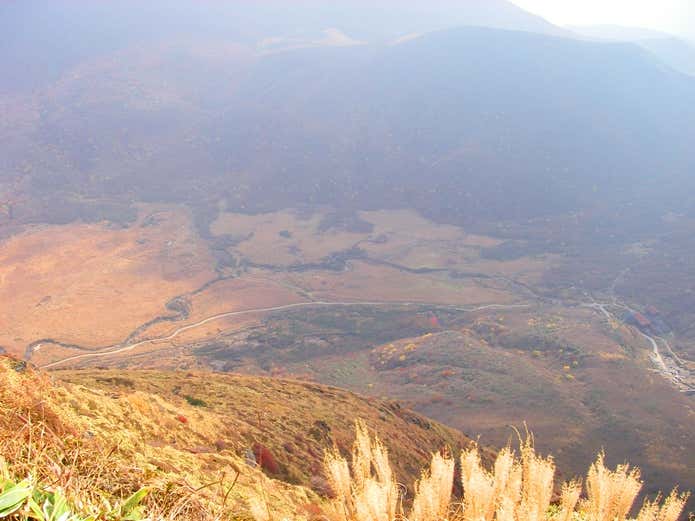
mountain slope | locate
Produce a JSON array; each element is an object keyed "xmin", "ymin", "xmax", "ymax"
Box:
[
  {"xmin": 222, "ymin": 0, "xmax": 571, "ymax": 43},
  {"xmin": 55, "ymin": 368, "xmax": 484, "ymax": 489},
  {"xmin": 213, "ymin": 27, "xmax": 695, "ymax": 223},
  {"xmin": 2, "ymin": 357, "xmax": 689, "ymax": 520},
  {"xmin": 6, "ymin": 26, "xmax": 695, "ymax": 230},
  {"xmin": 0, "ymin": 356, "xmax": 484, "ymax": 519},
  {"xmin": 0, "ymin": 0, "xmax": 565, "ymax": 94},
  {"xmin": 636, "ymin": 37, "xmax": 695, "ymax": 76}
]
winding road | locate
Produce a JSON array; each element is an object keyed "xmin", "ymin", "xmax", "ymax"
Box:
[
  {"xmin": 582, "ymin": 302, "xmax": 667, "ymax": 369},
  {"xmin": 582, "ymin": 301, "xmax": 693, "ymax": 392},
  {"xmin": 34, "ymin": 279, "xmax": 694, "ymax": 395},
  {"xmin": 39, "ymin": 300, "xmax": 531, "ymax": 369}
]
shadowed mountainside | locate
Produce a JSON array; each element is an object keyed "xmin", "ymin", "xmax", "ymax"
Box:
[
  {"xmin": 0, "ymin": 0, "xmax": 566, "ymax": 93},
  {"xmin": 4, "ymin": 27, "xmax": 695, "ymax": 228}
]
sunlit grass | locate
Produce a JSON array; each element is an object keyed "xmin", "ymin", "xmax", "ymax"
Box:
[{"xmin": 323, "ymin": 422, "xmax": 689, "ymax": 521}]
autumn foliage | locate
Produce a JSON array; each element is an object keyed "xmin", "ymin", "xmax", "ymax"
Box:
[{"xmin": 254, "ymin": 442, "xmax": 280, "ymax": 474}]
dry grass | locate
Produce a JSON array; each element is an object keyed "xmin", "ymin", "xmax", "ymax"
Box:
[
  {"xmin": 1, "ymin": 358, "xmax": 690, "ymax": 520},
  {"xmin": 410, "ymin": 452, "xmax": 455, "ymax": 521},
  {"xmin": 0, "ymin": 360, "xmax": 157, "ymax": 519},
  {"xmin": 59, "ymin": 369, "xmax": 477, "ymax": 492},
  {"xmin": 325, "ymin": 421, "xmax": 399, "ymax": 521},
  {"xmin": 280, "ymin": 261, "xmax": 516, "ymax": 305},
  {"xmin": 211, "ymin": 209, "xmax": 364, "ymax": 266},
  {"xmin": 0, "ymin": 358, "xmax": 315, "ymax": 520},
  {"xmin": 3, "ymin": 360, "xmax": 474, "ymax": 519},
  {"xmin": 324, "ymin": 423, "xmax": 690, "ymax": 521},
  {"xmin": 0, "ymin": 205, "xmax": 215, "ymax": 358}
]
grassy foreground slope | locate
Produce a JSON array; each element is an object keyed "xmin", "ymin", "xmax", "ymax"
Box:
[
  {"xmin": 55, "ymin": 368, "xmax": 482, "ymax": 488},
  {"xmin": 1, "ymin": 357, "xmax": 690, "ymax": 520},
  {"xmin": 0, "ymin": 357, "xmax": 482, "ymax": 519}
]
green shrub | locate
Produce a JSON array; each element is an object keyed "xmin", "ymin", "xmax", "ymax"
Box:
[{"xmin": 184, "ymin": 395, "xmax": 208, "ymax": 407}]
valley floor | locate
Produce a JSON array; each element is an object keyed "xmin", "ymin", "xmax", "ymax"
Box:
[{"xmin": 1, "ymin": 205, "xmax": 693, "ymax": 510}]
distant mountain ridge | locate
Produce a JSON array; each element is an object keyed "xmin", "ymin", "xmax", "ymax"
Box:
[
  {"xmin": 4, "ymin": 25, "xmax": 695, "ymax": 227},
  {"xmin": 211, "ymin": 26, "xmax": 695, "ymax": 223},
  {"xmin": 568, "ymin": 24, "xmax": 679, "ymax": 41},
  {"xmin": 232, "ymin": 0, "xmax": 572, "ymax": 41},
  {"xmin": 569, "ymin": 25, "xmax": 695, "ymax": 76},
  {"xmin": 0, "ymin": 0, "xmax": 566, "ymax": 93}
]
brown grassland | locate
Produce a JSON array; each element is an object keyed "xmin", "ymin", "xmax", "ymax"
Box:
[
  {"xmin": 56, "ymin": 368, "xmax": 482, "ymax": 489},
  {"xmin": 211, "ymin": 209, "xmax": 366, "ymax": 266},
  {"xmin": 267, "ymin": 262, "xmax": 518, "ymax": 305},
  {"xmin": 0, "ymin": 205, "xmax": 215, "ymax": 357},
  {"xmin": 0, "ymin": 357, "xmax": 485, "ymax": 519},
  {"xmin": 18, "ymin": 208, "xmax": 528, "ymax": 367}
]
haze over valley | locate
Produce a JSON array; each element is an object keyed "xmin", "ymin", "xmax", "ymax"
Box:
[{"xmin": 1, "ymin": 1, "xmax": 694, "ymax": 519}]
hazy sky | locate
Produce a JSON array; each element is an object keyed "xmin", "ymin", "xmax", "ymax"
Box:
[{"xmin": 510, "ymin": 0, "xmax": 694, "ymax": 38}]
